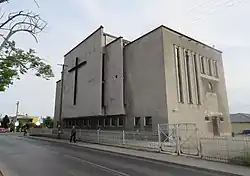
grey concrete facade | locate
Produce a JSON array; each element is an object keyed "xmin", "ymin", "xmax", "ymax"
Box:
[
  {"xmin": 53, "ymin": 80, "xmax": 61, "ymax": 128},
  {"xmin": 62, "ymin": 27, "xmax": 104, "ymax": 117},
  {"xmin": 124, "ymin": 28, "xmax": 168, "ymax": 131},
  {"xmin": 161, "ymin": 27, "xmax": 231, "ymax": 136},
  {"xmin": 54, "ymin": 25, "xmax": 231, "ymax": 136},
  {"xmin": 104, "ymin": 37, "xmax": 125, "ymax": 116}
]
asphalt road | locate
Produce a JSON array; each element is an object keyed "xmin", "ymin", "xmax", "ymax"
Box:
[{"xmin": 0, "ymin": 134, "xmax": 224, "ymax": 176}]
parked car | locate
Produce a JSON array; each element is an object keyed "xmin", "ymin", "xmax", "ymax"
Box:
[{"xmin": 242, "ymin": 129, "xmax": 250, "ymax": 135}]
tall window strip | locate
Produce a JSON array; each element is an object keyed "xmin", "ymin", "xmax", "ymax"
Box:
[
  {"xmin": 214, "ymin": 61, "xmax": 219, "ymax": 77},
  {"xmin": 193, "ymin": 54, "xmax": 201, "ymax": 105},
  {"xmin": 174, "ymin": 46, "xmax": 184, "ymax": 103},
  {"xmin": 200, "ymin": 56, "xmax": 205, "ymax": 74},
  {"xmin": 206, "ymin": 58, "xmax": 210, "ymax": 75},
  {"xmin": 208, "ymin": 59, "xmax": 213, "ymax": 76},
  {"xmin": 185, "ymin": 50, "xmax": 193, "ymax": 104}
]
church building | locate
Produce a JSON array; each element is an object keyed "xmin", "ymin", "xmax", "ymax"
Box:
[{"xmin": 54, "ymin": 25, "xmax": 232, "ymax": 136}]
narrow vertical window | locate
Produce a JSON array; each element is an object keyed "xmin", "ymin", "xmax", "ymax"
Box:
[
  {"xmin": 88, "ymin": 119, "xmax": 91, "ymax": 127},
  {"xmin": 98, "ymin": 119, "xmax": 101, "ymax": 127},
  {"xmin": 174, "ymin": 46, "xmax": 184, "ymax": 103},
  {"xmin": 101, "ymin": 53, "xmax": 105, "ymax": 108},
  {"xmin": 118, "ymin": 117, "xmax": 124, "ymax": 126},
  {"xmin": 134, "ymin": 117, "xmax": 140, "ymax": 127},
  {"xmin": 208, "ymin": 59, "xmax": 212, "ymax": 76},
  {"xmin": 208, "ymin": 82, "xmax": 213, "ymax": 93},
  {"xmin": 83, "ymin": 119, "xmax": 87, "ymax": 126},
  {"xmin": 104, "ymin": 118, "xmax": 109, "ymax": 127},
  {"xmin": 185, "ymin": 50, "xmax": 193, "ymax": 104},
  {"xmin": 200, "ymin": 56, "xmax": 205, "ymax": 74},
  {"xmin": 111, "ymin": 117, "xmax": 117, "ymax": 127},
  {"xmin": 206, "ymin": 58, "xmax": 210, "ymax": 75},
  {"xmin": 193, "ymin": 54, "xmax": 201, "ymax": 105},
  {"xmin": 214, "ymin": 61, "xmax": 219, "ymax": 77},
  {"xmin": 144, "ymin": 116, "xmax": 152, "ymax": 126}
]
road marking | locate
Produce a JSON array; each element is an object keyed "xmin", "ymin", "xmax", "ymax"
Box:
[{"xmin": 64, "ymin": 154, "xmax": 131, "ymax": 176}]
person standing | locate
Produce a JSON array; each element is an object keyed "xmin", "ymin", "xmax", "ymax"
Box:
[{"xmin": 70, "ymin": 126, "xmax": 76, "ymax": 143}]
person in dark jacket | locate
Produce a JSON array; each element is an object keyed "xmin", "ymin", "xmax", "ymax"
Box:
[{"xmin": 70, "ymin": 126, "xmax": 76, "ymax": 143}]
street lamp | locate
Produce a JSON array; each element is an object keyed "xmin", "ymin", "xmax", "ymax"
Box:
[
  {"xmin": 57, "ymin": 64, "xmax": 67, "ymax": 139},
  {"xmin": 14, "ymin": 101, "xmax": 19, "ymax": 133}
]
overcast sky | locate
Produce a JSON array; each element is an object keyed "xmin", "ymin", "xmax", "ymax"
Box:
[{"xmin": 0, "ymin": 0, "xmax": 249, "ymax": 117}]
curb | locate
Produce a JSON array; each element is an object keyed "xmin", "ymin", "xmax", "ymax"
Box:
[
  {"xmin": 0, "ymin": 161, "xmax": 13, "ymax": 176},
  {"xmin": 26, "ymin": 136, "xmax": 242, "ymax": 176}
]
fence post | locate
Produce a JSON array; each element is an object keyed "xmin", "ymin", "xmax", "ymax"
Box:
[
  {"xmin": 79, "ymin": 129, "xmax": 82, "ymax": 141},
  {"xmin": 196, "ymin": 128, "xmax": 201, "ymax": 156},
  {"xmin": 227, "ymin": 136, "xmax": 231, "ymax": 161},
  {"xmin": 176, "ymin": 124, "xmax": 180, "ymax": 155},
  {"xmin": 157, "ymin": 124, "xmax": 161, "ymax": 150},
  {"xmin": 122, "ymin": 130, "xmax": 125, "ymax": 145},
  {"xmin": 97, "ymin": 129, "xmax": 100, "ymax": 143}
]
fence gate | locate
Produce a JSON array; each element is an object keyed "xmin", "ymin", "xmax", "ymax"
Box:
[
  {"xmin": 158, "ymin": 124, "xmax": 178, "ymax": 154},
  {"xmin": 178, "ymin": 123, "xmax": 200, "ymax": 156},
  {"xmin": 158, "ymin": 123, "xmax": 200, "ymax": 156}
]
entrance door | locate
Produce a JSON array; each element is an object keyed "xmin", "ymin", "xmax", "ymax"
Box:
[{"xmin": 212, "ymin": 117, "xmax": 220, "ymax": 136}]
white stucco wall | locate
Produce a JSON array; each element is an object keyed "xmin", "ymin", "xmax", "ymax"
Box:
[
  {"xmin": 104, "ymin": 37, "xmax": 125, "ymax": 115},
  {"xmin": 124, "ymin": 28, "xmax": 168, "ymax": 130},
  {"xmin": 162, "ymin": 26, "xmax": 231, "ymax": 136},
  {"xmin": 62, "ymin": 26, "xmax": 104, "ymax": 118}
]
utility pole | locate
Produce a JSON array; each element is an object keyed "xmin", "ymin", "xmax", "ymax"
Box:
[
  {"xmin": 14, "ymin": 101, "xmax": 19, "ymax": 132},
  {"xmin": 58, "ymin": 64, "xmax": 67, "ymax": 139}
]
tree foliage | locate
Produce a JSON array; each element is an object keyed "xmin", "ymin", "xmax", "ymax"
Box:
[
  {"xmin": 0, "ymin": 0, "xmax": 54, "ymax": 91},
  {"xmin": 2, "ymin": 115, "xmax": 9, "ymax": 128},
  {"xmin": 42, "ymin": 116, "xmax": 53, "ymax": 128}
]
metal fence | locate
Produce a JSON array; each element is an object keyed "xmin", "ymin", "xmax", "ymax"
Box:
[
  {"xmin": 200, "ymin": 136, "xmax": 250, "ymax": 165},
  {"xmin": 29, "ymin": 125, "xmax": 250, "ymax": 166}
]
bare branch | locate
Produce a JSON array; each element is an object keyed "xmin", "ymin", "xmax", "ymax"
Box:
[
  {"xmin": 0, "ymin": 0, "xmax": 39, "ymax": 8},
  {"xmin": 0, "ymin": 0, "xmax": 8, "ymax": 4},
  {"xmin": 0, "ymin": 11, "xmax": 47, "ymax": 50},
  {"xmin": 12, "ymin": 29, "xmax": 38, "ymax": 42},
  {"xmin": 0, "ymin": 11, "xmax": 23, "ymax": 29}
]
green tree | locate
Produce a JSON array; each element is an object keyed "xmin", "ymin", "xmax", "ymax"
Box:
[
  {"xmin": 43, "ymin": 116, "xmax": 53, "ymax": 128},
  {"xmin": 2, "ymin": 115, "xmax": 10, "ymax": 129},
  {"xmin": 0, "ymin": 0, "xmax": 54, "ymax": 91}
]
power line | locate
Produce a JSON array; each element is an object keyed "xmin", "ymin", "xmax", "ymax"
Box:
[
  {"xmin": 190, "ymin": 0, "xmax": 234, "ymax": 17},
  {"xmin": 195, "ymin": 0, "xmax": 239, "ymax": 16},
  {"xmin": 187, "ymin": 0, "xmax": 222, "ymax": 14},
  {"xmin": 191, "ymin": 0, "xmax": 249, "ymax": 23}
]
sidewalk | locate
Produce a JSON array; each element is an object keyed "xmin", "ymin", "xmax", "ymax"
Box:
[{"xmin": 26, "ymin": 136, "xmax": 249, "ymax": 176}]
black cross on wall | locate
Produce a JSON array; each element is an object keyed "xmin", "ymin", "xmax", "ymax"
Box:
[{"xmin": 68, "ymin": 57, "xmax": 87, "ymax": 105}]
